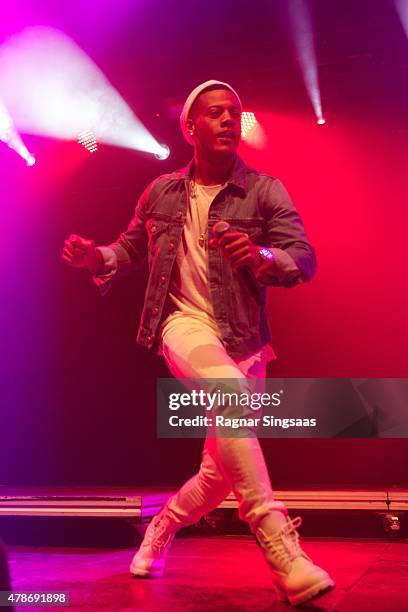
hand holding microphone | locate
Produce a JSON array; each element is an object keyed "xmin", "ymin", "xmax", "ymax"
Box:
[
  {"xmin": 210, "ymin": 221, "xmax": 264, "ymax": 304},
  {"xmin": 209, "ymin": 221, "xmax": 261, "ymax": 272}
]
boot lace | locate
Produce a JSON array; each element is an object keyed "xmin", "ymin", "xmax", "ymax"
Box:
[{"xmin": 257, "ymin": 516, "xmax": 310, "ymax": 571}]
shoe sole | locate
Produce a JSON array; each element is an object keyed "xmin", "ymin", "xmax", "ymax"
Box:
[
  {"xmin": 288, "ymin": 578, "xmax": 335, "ymax": 606},
  {"xmin": 130, "ymin": 565, "xmax": 164, "ymax": 579}
]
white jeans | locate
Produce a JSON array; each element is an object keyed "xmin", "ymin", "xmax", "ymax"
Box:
[{"xmin": 160, "ymin": 315, "xmax": 286, "ymax": 533}]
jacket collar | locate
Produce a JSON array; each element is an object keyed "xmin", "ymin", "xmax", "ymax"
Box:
[{"xmin": 174, "ymin": 154, "xmax": 247, "ymax": 193}]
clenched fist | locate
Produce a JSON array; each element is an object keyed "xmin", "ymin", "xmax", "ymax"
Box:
[{"xmin": 62, "ymin": 234, "xmax": 103, "ymax": 273}]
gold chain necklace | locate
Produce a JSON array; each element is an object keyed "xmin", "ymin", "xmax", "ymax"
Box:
[{"xmin": 189, "ymin": 178, "xmax": 207, "ymax": 249}]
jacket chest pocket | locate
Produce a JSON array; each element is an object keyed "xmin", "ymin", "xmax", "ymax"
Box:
[{"xmin": 229, "ymin": 218, "xmax": 265, "ymax": 245}]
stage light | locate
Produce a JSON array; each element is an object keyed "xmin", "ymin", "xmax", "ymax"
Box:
[
  {"xmin": 240, "ymin": 111, "xmax": 266, "ymax": 148},
  {"xmin": 0, "ymin": 27, "xmax": 165, "ymax": 159},
  {"xmin": 0, "ymin": 101, "xmax": 12, "ymax": 133},
  {"xmin": 395, "ymin": 0, "xmax": 408, "ymax": 36},
  {"xmin": 241, "ymin": 112, "xmax": 258, "ymax": 139},
  {"xmin": 286, "ymin": 0, "xmax": 325, "ymax": 125},
  {"xmin": 25, "ymin": 154, "xmax": 36, "ymax": 166},
  {"xmin": 154, "ymin": 144, "xmax": 170, "ymax": 160},
  {"xmin": 317, "ymin": 118, "xmax": 326, "ymax": 125},
  {"xmin": 0, "ymin": 98, "xmax": 36, "ymax": 165},
  {"xmin": 78, "ymin": 129, "xmax": 98, "ymax": 153}
]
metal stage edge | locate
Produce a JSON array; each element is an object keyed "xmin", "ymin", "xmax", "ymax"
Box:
[{"xmin": 0, "ymin": 487, "xmax": 407, "ymax": 518}]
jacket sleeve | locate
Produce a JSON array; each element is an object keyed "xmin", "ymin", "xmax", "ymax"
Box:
[
  {"xmin": 256, "ymin": 178, "xmax": 317, "ymax": 287},
  {"xmin": 92, "ymin": 182, "xmax": 151, "ymax": 294}
]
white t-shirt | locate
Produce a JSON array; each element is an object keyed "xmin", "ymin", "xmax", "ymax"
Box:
[{"xmin": 162, "ymin": 182, "xmax": 225, "ymax": 334}]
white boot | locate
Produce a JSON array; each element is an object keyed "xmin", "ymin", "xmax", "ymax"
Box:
[
  {"xmin": 130, "ymin": 512, "xmax": 177, "ymax": 578},
  {"xmin": 256, "ymin": 516, "xmax": 335, "ymax": 606}
]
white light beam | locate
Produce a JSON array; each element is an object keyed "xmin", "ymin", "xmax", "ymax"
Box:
[
  {"xmin": 286, "ymin": 0, "xmax": 325, "ymax": 123},
  {"xmin": 395, "ymin": 0, "xmax": 408, "ymax": 37},
  {"xmin": 0, "ymin": 27, "xmax": 168, "ymax": 158},
  {"xmin": 0, "ymin": 98, "xmax": 36, "ymax": 165}
]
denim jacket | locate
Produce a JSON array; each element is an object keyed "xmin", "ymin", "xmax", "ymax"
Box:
[{"xmin": 94, "ymin": 155, "xmax": 317, "ymax": 359}]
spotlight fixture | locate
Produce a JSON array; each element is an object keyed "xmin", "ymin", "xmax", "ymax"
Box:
[
  {"xmin": 381, "ymin": 512, "xmax": 401, "ymax": 535},
  {"xmin": 286, "ymin": 0, "xmax": 325, "ymax": 128},
  {"xmin": 0, "ymin": 99, "xmax": 36, "ymax": 165},
  {"xmin": 25, "ymin": 154, "xmax": 36, "ymax": 166},
  {"xmin": 154, "ymin": 144, "xmax": 170, "ymax": 160},
  {"xmin": 241, "ymin": 112, "xmax": 258, "ymax": 139},
  {"xmin": 78, "ymin": 129, "xmax": 98, "ymax": 153}
]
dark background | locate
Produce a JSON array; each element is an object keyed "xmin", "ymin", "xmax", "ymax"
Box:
[{"xmin": 0, "ymin": 0, "xmax": 407, "ymax": 488}]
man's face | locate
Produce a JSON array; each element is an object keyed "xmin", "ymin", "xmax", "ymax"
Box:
[{"xmin": 188, "ymin": 88, "xmax": 242, "ymax": 155}]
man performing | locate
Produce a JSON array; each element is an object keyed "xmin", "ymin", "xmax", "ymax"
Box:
[{"xmin": 62, "ymin": 80, "xmax": 335, "ymax": 606}]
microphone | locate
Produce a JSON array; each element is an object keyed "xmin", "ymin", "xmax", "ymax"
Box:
[{"xmin": 212, "ymin": 221, "xmax": 263, "ymax": 306}]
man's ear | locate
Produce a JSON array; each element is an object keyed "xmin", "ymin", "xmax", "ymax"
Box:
[{"xmin": 186, "ymin": 118, "xmax": 195, "ymax": 136}]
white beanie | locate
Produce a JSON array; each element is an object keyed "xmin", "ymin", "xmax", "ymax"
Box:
[{"xmin": 180, "ymin": 79, "xmax": 242, "ymax": 145}]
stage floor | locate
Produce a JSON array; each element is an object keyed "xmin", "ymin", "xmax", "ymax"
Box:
[{"xmin": 6, "ymin": 535, "xmax": 408, "ymax": 611}]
